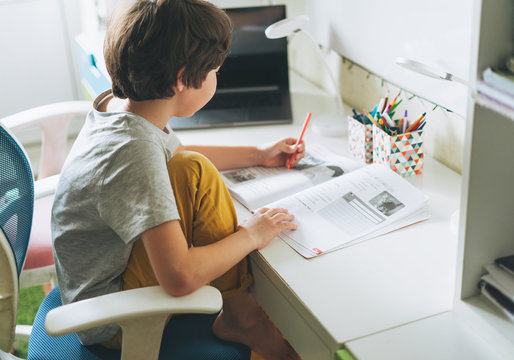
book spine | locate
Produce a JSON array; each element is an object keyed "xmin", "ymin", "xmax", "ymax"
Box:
[
  {"xmin": 479, "ymin": 280, "xmax": 514, "ymax": 320},
  {"xmin": 483, "ymin": 68, "xmax": 514, "ymax": 97},
  {"xmin": 476, "ymin": 81, "xmax": 514, "ymax": 110}
]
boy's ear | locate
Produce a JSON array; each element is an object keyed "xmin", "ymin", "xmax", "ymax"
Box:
[{"xmin": 175, "ymin": 67, "xmax": 186, "ymax": 92}]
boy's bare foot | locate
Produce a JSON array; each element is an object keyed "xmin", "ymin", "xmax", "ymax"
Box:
[{"xmin": 212, "ymin": 290, "xmax": 301, "ymax": 360}]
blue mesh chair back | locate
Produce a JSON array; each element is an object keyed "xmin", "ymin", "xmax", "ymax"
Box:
[{"xmin": 0, "ymin": 125, "xmax": 34, "ymax": 278}]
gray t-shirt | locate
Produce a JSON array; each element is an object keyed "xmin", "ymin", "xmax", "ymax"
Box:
[{"xmin": 51, "ymin": 91, "xmax": 180, "ymax": 345}]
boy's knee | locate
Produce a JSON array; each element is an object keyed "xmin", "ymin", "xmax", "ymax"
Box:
[{"xmin": 168, "ymin": 151, "xmax": 217, "ymax": 177}]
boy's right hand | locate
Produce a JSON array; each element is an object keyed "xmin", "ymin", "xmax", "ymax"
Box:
[{"xmin": 239, "ymin": 208, "xmax": 297, "ymax": 250}]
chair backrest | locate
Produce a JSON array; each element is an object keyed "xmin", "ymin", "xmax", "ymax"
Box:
[
  {"xmin": 0, "ymin": 124, "xmax": 34, "ymax": 352},
  {"xmin": 0, "ymin": 124, "xmax": 34, "ymax": 277}
]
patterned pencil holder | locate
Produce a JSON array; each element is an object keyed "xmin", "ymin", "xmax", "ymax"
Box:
[
  {"xmin": 348, "ymin": 116, "xmax": 373, "ymax": 164},
  {"xmin": 372, "ymin": 125, "xmax": 424, "ymax": 177}
]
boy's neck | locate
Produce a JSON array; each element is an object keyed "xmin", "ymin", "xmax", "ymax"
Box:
[
  {"xmin": 105, "ymin": 96, "xmax": 174, "ymax": 131},
  {"xmin": 125, "ymin": 98, "xmax": 174, "ymax": 131}
]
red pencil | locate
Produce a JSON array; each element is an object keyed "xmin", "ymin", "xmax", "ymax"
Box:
[{"xmin": 287, "ymin": 112, "xmax": 311, "ymax": 170}]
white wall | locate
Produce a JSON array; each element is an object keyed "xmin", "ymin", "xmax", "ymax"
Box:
[
  {"xmin": 0, "ymin": 0, "xmax": 81, "ymax": 118},
  {"xmin": 305, "ymin": 0, "xmax": 473, "ymax": 118},
  {"xmin": 0, "ymin": 0, "xmax": 81, "ymax": 174},
  {"xmin": 292, "ymin": 1, "xmax": 470, "ymax": 173}
]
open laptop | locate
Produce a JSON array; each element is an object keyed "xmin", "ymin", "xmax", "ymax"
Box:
[{"xmin": 168, "ymin": 5, "xmax": 292, "ymax": 130}]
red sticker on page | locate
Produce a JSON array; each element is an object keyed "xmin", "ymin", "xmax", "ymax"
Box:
[{"xmin": 313, "ymin": 248, "xmax": 323, "ymax": 254}]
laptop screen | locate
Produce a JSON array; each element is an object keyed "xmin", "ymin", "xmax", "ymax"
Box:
[{"xmin": 217, "ymin": 5, "xmax": 288, "ymax": 92}]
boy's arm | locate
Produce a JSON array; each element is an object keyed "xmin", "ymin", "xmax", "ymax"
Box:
[
  {"xmin": 141, "ymin": 208, "xmax": 296, "ymax": 297},
  {"xmin": 179, "ymin": 145, "xmax": 265, "ymax": 170},
  {"xmin": 175, "ymin": 138, "xmax": 305, "ymax": 170}
]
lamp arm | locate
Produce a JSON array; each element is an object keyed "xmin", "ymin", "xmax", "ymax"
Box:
[
  {"xmin": 295, "ymin": 30, "xmax": 344, "ymax": 112},
  {"xmin": 395, "ymin": 57, "xmax": 469, "ymax": 86}
]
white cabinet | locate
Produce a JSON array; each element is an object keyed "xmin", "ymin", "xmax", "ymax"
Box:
[{"xmin": 454, "ymin": 0, "xmax": 514, "ymax": 356}]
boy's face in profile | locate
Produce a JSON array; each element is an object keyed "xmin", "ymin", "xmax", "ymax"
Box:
[{"xmin": 175, "ymin": 67, "xmax": 220, "ymax": 118}]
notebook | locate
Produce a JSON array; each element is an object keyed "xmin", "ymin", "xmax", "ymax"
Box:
[{"xmin": 168, "ymin": 5, "xmax": 292, "ymax": 130}]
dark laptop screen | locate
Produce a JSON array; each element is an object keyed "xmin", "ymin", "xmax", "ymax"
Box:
[{"xmin": 217, "ymin": 5, "xmax": 288, "ymax": 91}]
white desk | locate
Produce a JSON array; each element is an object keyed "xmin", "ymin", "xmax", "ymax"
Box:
[{"xmin": 177, "ymin": 73, "xmax": 462, "ymax": 360}]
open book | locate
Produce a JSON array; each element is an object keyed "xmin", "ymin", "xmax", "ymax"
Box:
[
  {"xmin": 221, "ymin": 145, "xmax": 362, "ymax": 211},
  {"xmin": 221, "ymin": 145, "xmax": 429, "ymax": 258}
]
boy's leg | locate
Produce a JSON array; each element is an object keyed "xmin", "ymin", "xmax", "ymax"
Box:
[
  {"xmin": 114, "ymin": 151, "xmax": 299, "ymax": 359},
  {"xmin": 165, "ymin": 151, "xmax": 253, "ymax": 295},
  {"xmin": 121, "ymin": 151, "xmax": 253, "ymax": 293},
  {"xmin": 167, "ymin": 152, "xmax": 299, "ymax": 359},
  {"xmin": 102, "ymin": 151, "xmax": 249, "ymax": 349}
]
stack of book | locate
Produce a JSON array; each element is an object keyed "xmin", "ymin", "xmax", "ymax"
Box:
[
  {"xmin": 476, "ymin": 62, "xmax": 514, "ymax": 110},
  {"xmin": 479, "ymin": 255, "xmax": 514, "ymax": 321}
]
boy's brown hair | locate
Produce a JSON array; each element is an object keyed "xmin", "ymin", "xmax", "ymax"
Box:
[{"xmin": 104, "ymin": 0, "xmax": 232, "ymax": 101}]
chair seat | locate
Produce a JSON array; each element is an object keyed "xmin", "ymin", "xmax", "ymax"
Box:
[
  {"xmin": 28, "ymin": 287, "xmax": 251, "ymax": 360},
  {"xmin": 23, "ymin": 195, "xmax": 54, "ymax": 270}
]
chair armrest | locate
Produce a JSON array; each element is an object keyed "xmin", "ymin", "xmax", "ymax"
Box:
[
  {"xmin": 2, "ymin": 101, "xmax": 91, "ymax": 178},
  {"xmin": 45, "ymin": 285, "xmax": 222, "ymax": 337},
  {"xmin": 1, "ymin": 102, "xmax": 91, "ymax": 131},
  {"xmin": 14, "ymin": 325, "xmax": 32, "ymax": 343},
  {"xmin": 0, "ymin": 349, "xmax": 23, "ymax": 359},
  {"xmin": 34, "ymin": 175, "xmax": 60, "ymax": 200}
]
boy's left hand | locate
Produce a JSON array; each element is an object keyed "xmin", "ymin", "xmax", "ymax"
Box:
[{"xmin": 258, "ymin": 137, "xmax": 306, "ymax": 168}]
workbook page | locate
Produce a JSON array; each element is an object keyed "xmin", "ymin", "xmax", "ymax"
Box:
[
  {"xmin": 220, "ymin": 145, "xmax": 361, "ymax": 210},
  {"xmin": 267, "ymin": 164, "xmax": 429, "ymax": 257}
]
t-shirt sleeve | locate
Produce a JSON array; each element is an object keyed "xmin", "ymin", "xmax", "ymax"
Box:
[{"xmin": 98, "ymin": 140, "xmax": 180, "ymax": 244}]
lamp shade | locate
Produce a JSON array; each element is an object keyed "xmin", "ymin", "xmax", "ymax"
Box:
[
  {"xmin": 264, "ymin": 15, "xmax": 309, "ymax": 39},
  {"xmin": 264, "ymin": 15, "xmax": 348, "ymax": 137}
]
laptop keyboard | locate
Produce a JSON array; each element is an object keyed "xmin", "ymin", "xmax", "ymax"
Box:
[{"xmin": 204, "ymin": 91, "xmax": 282, "ymax": 110}]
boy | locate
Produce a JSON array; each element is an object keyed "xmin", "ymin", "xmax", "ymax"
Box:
[{"xmin": 51, "ymin": 0, "xmax": 304, "ymax": 359}]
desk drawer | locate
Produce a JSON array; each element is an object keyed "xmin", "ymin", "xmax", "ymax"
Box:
[{"xmin": 250, "ymin": 258, "xmax": 333, "ymax": 360}]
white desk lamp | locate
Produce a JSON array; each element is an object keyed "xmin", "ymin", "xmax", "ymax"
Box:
[{"xmin": 265, "ymin": 16, "xmax": 348, "ymax": 136}]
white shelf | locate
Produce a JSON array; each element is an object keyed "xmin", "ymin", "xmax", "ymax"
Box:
[
  {"xmin": 472, "ymin": 91, "xmax": 514, "ymax": 121},
  {"xmin": 454, "ymin": 296, "xmax": 514, "ymax": 359}
]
